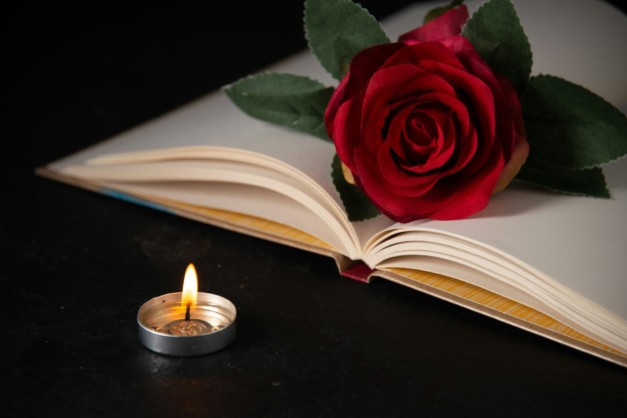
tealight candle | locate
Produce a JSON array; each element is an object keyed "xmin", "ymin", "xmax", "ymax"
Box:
[{"xmin": 137, "ymin": 263, "xmax": 236, "ymax": 356}]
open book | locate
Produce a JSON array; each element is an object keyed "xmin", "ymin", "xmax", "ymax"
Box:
[{"xmin": 37, "ymin": 0, "xmax": 627, "ymax": 367}]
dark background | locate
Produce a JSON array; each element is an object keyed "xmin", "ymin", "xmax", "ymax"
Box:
[{"xmin": 4, "ymin": 1, "xmax": 627, "ymax": 417}]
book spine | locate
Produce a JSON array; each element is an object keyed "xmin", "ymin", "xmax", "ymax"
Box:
[{"xmin": 340, "ymin": 262, "xmax": 374, "ymax": 283}]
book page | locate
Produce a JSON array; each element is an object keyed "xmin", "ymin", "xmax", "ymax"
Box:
[
  {"xmin": 372, "ymin": 159, "xmax": 627, "ymax": 353},
  {"xmin": 410, "ymin": 159, "xmax": 627, "ymax": 323}
]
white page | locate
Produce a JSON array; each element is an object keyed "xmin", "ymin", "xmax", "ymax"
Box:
[{"xmin": 420, "ymin": 159, "xmax": 627, "ymax": 321}]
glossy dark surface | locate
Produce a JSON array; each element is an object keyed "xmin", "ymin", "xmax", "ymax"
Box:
[{"xmin": 4, "ymin": 2, "xmax": 627, "ymax": 416}]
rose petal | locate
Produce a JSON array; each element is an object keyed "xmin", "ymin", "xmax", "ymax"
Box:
[
  {"xmin": 376, "ymin": 143, "xmax": 446, "ymax": 196},
  {"xmin": 427, "ymin": 150, "xmax": 505, "ymax": 220},
  {"xmin": 400, "ymin": 107, "xmax": 451, "ymax": 169},
  {"xmin": 340, "ymin": 43, "xmax": 405, "ymax": 99},
  {"xmin": 385, "ymin": 42, "xmax": 467, "ymax": 72},
  {"xmin": 361, "ymin": 67, "xmax": 458, "ymax": 155},
  {"xmin": 418, "ymin": 59, "xmax": 496, "ymax": 142},
  {"xmin": 332, "ymin": 95, "xmax": 366, "ymax": 170},
  {"xmin": 399, "ymin": 5, "xmax": 469, "ymax": 43},
  {"xmin": 354, "ymin": 147, "xmax": 440, "ymax": 218}
]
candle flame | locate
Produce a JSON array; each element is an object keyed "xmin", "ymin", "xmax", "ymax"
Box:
[{"xmin": 181, "ymin": 263, "xmax": 198, "ymax": 308}]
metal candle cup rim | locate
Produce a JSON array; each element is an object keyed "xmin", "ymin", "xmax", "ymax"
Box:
[{"xmin": 137, "ymin": 291, "xmax": 236, "ymax": 356}]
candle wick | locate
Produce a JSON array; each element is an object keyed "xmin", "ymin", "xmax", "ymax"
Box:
[{"xmin": 184, "ymin": 304, "xmax": 191, "ymax": 321}]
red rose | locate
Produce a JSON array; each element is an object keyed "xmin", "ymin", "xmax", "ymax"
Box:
[{"xmin": 325, "ymin": 6, "xmax": 528, "ymax": 221}]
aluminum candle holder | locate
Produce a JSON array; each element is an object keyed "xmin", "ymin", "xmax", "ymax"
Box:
[{"xmin": 137, "ymin": 291, "xmax": 237, "ymax": 356}]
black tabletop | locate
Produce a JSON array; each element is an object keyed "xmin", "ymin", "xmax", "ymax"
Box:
[{"xmin": 5, "ymin": 1, "xmax": 627, "ymax": 417}]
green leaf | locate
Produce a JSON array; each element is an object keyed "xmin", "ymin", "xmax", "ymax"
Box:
[
  {"xmin": 522, "ymin": 75, "xmax": 627, "ymax": 169},
  {"xmin": 331, "ymin": 155, "xmax": 380, "ymax": 221},
  {"xmin": 305, "ymin": 0, "xmax": 390, "ymax": 80},
  {"xmin": 516, "ymin": 156, "xmax": 610, "ymax": 198},
  {"xmin": 424, "ymin": 0, "xmax": 464, "ymax": 24},
  {"xmin": 223, "ymin": 72, "xmax": 334, "ymax": 141},
  {"xmin": 462, "ymin": 0, "xmax": 532, "ymax": 94}
]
